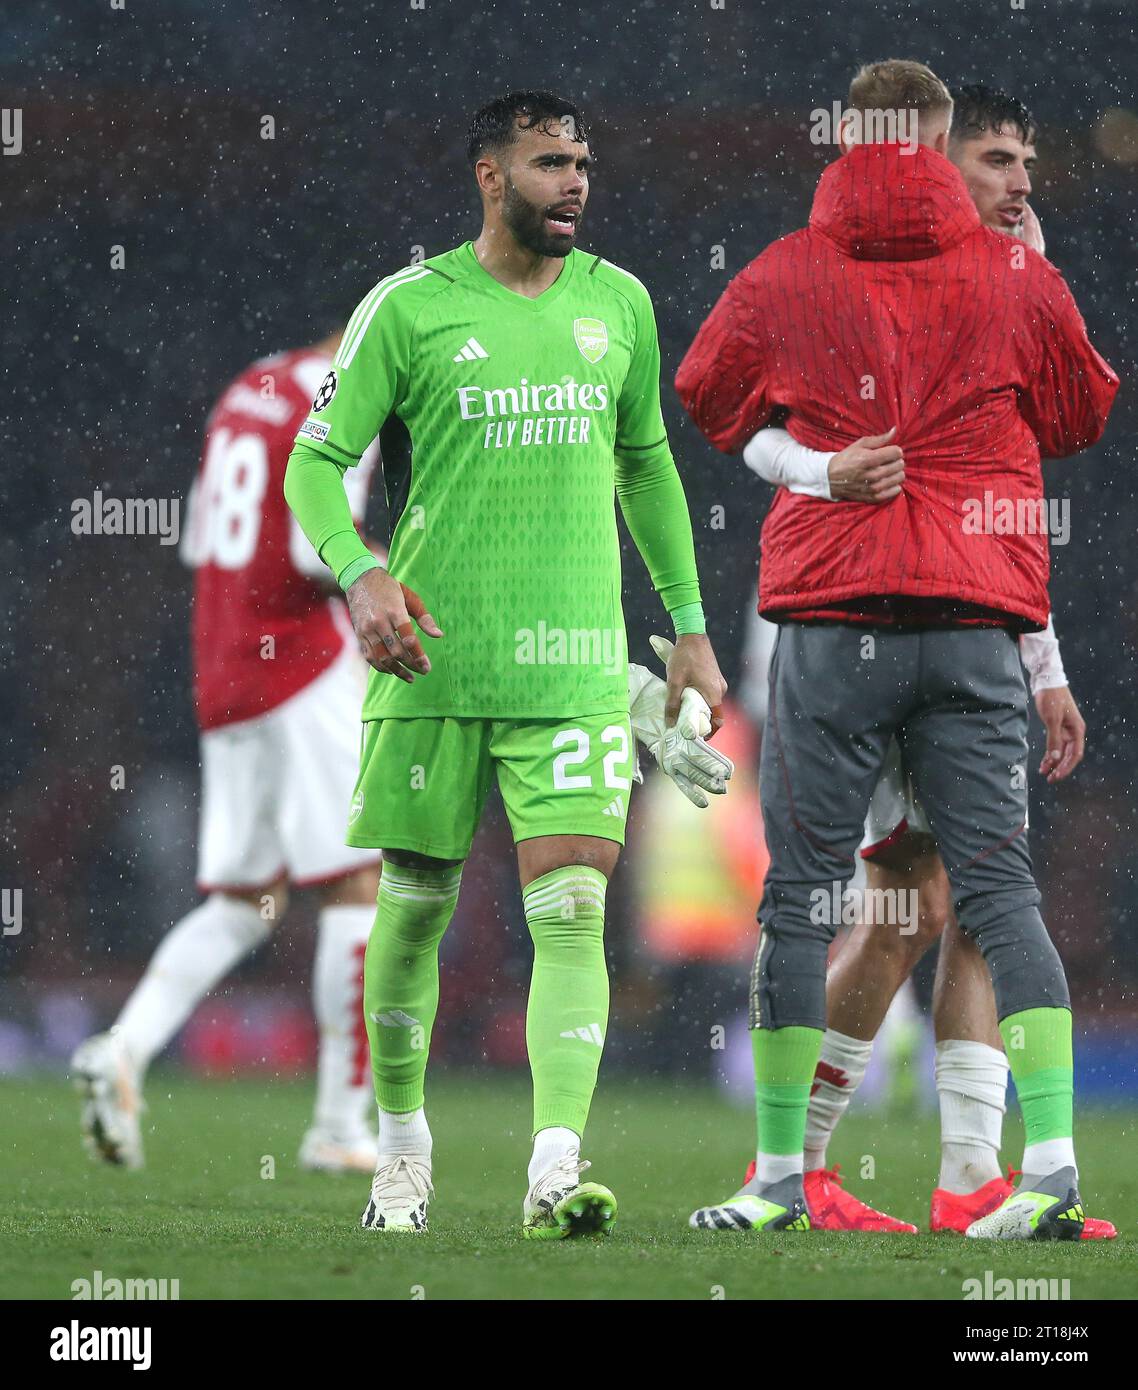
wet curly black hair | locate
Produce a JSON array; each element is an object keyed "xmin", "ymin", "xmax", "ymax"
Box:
[{"xmin": 466, "ymin": 91, "xmax": 589, "ymax": 166}]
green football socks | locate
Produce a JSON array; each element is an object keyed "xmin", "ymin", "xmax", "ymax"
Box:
[
  {"xmin": 1000, "ymin": 1007, "xmax": 1074, "ymax": 1147},
  {"xmin": 523, "ymin": 866, "xmax": 610, "ymax": 1137},
  {"xmin": 364, "ymin": 862, "xmax": 462, "ymax": 1115},
  {"xmin": 753, "ymin": 1026, "xmax": 824, "ymax": 1156}
]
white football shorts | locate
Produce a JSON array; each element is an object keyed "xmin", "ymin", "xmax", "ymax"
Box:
[
  {"xmin": 197, "ymin": 645, "xmax": 380, "ymax": 890},
  {"xmin": 860, "ymin": 735, "xmax": 932, "ymax": 859}
]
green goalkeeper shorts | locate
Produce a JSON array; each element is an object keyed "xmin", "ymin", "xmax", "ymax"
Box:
[{"xmin": 344, "ymin": 711, "xmax": 635, "ymax": 860}]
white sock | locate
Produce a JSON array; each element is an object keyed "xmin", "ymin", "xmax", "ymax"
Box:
[
  {"xmin": 528, "ymin": 1126, "xmax": 580, "ymax": 1186},
  {"xmin": 935, "ymin": 1039, "xmax": 1007, "ymax": 1194},
  {"xmin": 312, "ymin": 904, "xmax": 374, "ymax": 1136},
  {"xmin": 1021, "ymin": 1138, "xmax": 1077, "ymax": 1181},
  {"xmin": 755, "ymin": 1152, "xmax": 804, "ymax": 1186},
  {"xmin": 115, "ymin": 894, "xmax": 271, "ymax": 1072},
  {"xmin": 377, "ymin": 1106, "xmax": 432, "ymax": 1161},
  {"xmin": 803, "ymin": 1029, "xmax": 874, "ymax": 1172}
]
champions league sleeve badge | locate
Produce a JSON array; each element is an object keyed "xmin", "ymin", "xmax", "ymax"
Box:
[{"xmin": 312, "ymin": 369, "xmax": 338, "ymax": 412}]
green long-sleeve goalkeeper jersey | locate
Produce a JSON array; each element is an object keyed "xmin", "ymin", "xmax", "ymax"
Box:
[{"xmin": 286, "ymin": 241, "xmax": 702, "ymax": 719}]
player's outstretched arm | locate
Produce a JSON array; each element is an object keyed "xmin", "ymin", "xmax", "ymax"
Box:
[
  {"xmin": 743, "ymin": 427, "xmax": 834, "ymax": 498},
  {"xmin": 743, "ymin": 425, "xmax": 905, "ymax": 502}
]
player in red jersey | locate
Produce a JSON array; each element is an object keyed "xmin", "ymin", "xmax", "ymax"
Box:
[
  {"xmin": 721, "ymin": 82, "xmax": 1116, "ymax": 1238},
  {"xmin": 71, "ymin": 333, "xmax": 384, "ymax": 1173}
]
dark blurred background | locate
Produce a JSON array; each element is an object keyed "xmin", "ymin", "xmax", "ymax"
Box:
[{"xmin": 2, "ymin": 1, "xmax": 1135, "ymax": 1097}]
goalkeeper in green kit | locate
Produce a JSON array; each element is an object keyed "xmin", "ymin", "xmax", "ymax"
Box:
[{"xmin": 285, "ymin": 91, "xmax": 730, "ymax": 1238}]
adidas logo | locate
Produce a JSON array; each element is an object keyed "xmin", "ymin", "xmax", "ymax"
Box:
[
  {"xmin": 602, "ymin": 794, "xmax": 625, "ymax": 818},
  {"xmin": 452, "ymin": 337, "xmax": 489, "ymax": 363},
  {"xmin": 371, "ymin": 1009, "xmax": 421, "ymax": 1028},
  {"xmin": 559, "ymin": 1023, "xmax": 604, "ymax": 1046}
]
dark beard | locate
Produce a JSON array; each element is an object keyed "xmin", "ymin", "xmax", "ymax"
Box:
[{"xmin": 501, "ymin": 176, "xmax": 578, "ymax": 258}]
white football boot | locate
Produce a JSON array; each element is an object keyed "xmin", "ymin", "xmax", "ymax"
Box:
[
  {"xmin": 522, "ymin": 1155, "xmax": 618, "ymax": 1240},
  {"xmin": 360, "ymin": 1154, "xmax": 433, "ymax": 1233},
  {"xmin": 71, "ymin": 1030, "xmax": 144, "ymax": 1169},
  {"xmin": 965, "ymin": 1166, "xmax": 1085, "ymax": 1241},
  {"xmin": 299, "ymin": 1127, "xmax": 378, "ymax": 1175}
]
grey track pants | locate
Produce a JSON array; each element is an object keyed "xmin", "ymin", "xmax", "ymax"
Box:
[{"xmin": 753, "ymin": 623, "xmax": 1070, "ymax": 1031}]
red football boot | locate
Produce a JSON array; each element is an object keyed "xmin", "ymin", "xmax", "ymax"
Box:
[
  {"xmin": 930, "ymin": 1168, "xmax": 1118, "ymax": 1240},
  {"xmin": 1082, "ymin": 1217, "xmax": 1119, "ymax": 1239},
  {"xmin": 930, "ymin": 1171, "xmax": 1013, "ymax": 1233},
  {"xmin": 741, "ymin": 1160, "xmax": 918, "ymax": 1233}
]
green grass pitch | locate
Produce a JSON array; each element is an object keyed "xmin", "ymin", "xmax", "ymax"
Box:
[{"xmin": 2, "ymin": 1074, "xmax": 1135, "ymax": 1300}]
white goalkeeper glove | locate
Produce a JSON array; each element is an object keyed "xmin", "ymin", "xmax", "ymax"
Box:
[{"xmin": 627, "ymin": 635, "xmax": 734, "ymax": 808}]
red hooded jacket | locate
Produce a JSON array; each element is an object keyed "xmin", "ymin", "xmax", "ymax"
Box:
[{"xmin": 675, "ymin": 143, "xmax": 1119, "ymax": 629}]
